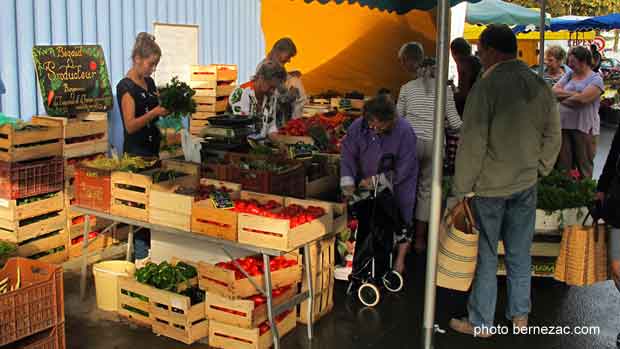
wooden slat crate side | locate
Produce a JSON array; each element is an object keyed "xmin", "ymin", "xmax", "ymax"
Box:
[
  {"xmin": 152, "ymin": 317, "xmax": 208, "ymax": 345},
  {"xmin": 189, "ymin": 81, "xmax": 236, "ymax": 97},
  {"xmin": 36, "ymin": 249, "xmax": 68, "ymax": 265},
  {"xmin": 198, "ymin": 258, "xmax": 301, "ymax": 299},
  {"xmin": 111, "ymin": 202, "xmax": 149, "ymax": 222},
  {"xmin": 0, "ymin": 142, "xmax": 63, "ymax": 162},
  {"xmin": 10, "ymin": 117, "xmax": 63, "ymax": 144},
  {"xmin": 208, "ymin": 310, "xmax": 296, "ymax": 349},
  {"xmin": 64, "ymin": 119, "xmax": 108, "ymax": 139},
  {"xmin": 191, "ymin": 204, "xmax": 237, "ymax": 241},
  {"xmin": 191, "ymin": 111, "xmax": 225, "ymax": 120},
  {"xmin": 64, "ymin": 138, "xmax": 109, "ymax": 159},
  {"xmin": 161, "ymin": 159, "xmax": 201, "ymax": 177},
  {"xmin": 205, "ymin": 286, "xmax": 298, "ymax": 329},
  {"xmin": 67, "ymin": 231, "xmax": 112, "ymax": 259},
  {"xmin": 118, "ymin": 276, "xmax": 153, "ymax": 326},
  {"xmin": 237, "ymin": 214, "xmax": 330, "ymax": 251},
  {"xmin": 190, "ymin": 64, "xmax": 238, "ymax": 82},
  {"xmin": 14, "ymin": 229, "xmax": 68, "ymax": 260},
  {"xmin": 149, "ymin": 208, "xmax": 191, "ymax": 231},
  {"xmin": 0, "ymin": 191, "xmax": 64, "ymax": 222},
  {"xmin": 201, "ymin": 179, "xmax": 243, "ymax": 194},
  {"xmin": 0, "ymin": 210, "xmax": 66, "ymax": 243}
]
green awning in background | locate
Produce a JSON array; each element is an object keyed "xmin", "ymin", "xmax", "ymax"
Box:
[{"xmin": 466, "ymin": 0, "xmax": 550, "ymax": 26}]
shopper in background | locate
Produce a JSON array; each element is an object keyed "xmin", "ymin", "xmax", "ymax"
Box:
[
  {"xmin": 257, "ymin": 38, "xmax": 306, "ymax": 122},
  {"xmin": 397, "ymin": 42, "xmax": 462, "ymax": 253},
  {"xmin": 229, "ymin": 61, "xmax": 287, "ymax": 140},
  {"xmin": 450, "ymin": 38, "xmax": 482, "ymax": 117},
  {"xmin": 340, "ymin": 94, "xmax": 419, "ymax": 274},
  {"xmin": 543, "ymin": 46, "xmax": 570, "ymax": 86},
  {"xmin": 553, "ymin": 46, "xmax": 604, "ymax": 179},
  {"xmin": 117, "ymin": 32, "xmax": 169, "ymax": 266},
  {"xmin": 450, "ymin": 24, "xmax": 561, "ymax": 337}
]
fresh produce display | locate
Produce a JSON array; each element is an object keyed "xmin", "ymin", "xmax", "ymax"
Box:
[
  {"xmin": 191, "ymin": 184, "xmax": 235, "ymax": 202},
  {"xmin": 135, "ymin": 260, "xmax": 198, "ymax": 292},
  {"xmin": 215, "ymin": 256, "xmax": 298, "ymax": 280},
  {"xmin": 211, "ymin": 190, "xmax": 234, "ymax": 209},
  {"xmin": 0, "ymin": 241, "xmax": 16, "ymax": 265},
  {"xmin": 158, "ymin": 76, "xmax": 197, "ymax": 123},
  {"xmin": 247, "ymin": 285, "xmax": 293, "ymax": 307},
  {"xmin": 0, "ymin": 114, "xmax": 48, "ymax": 131},
  {"xmin": 537, "ymin": 169, "xmax": 596, "ymax": 212},
  {"xmin": 151, "ymin": 169, "xmax": 186, "ymax": 183},
  {"xmin": 70, "ymin": 230, "xmax": 99, "ymax": 245},
  {"xmin": 233, "ymin": 201, "xmax": 326, "ymax": 229},
  {"xmin": 287, "ymin": 142, "xmax": 317, "ymax": 159},
  {"xmin": 64, "ymin": 133, "xmax": 105, "ymax": 144},
  {"xmin": 83, "ymin": 154, "xmax": 157, "ymax": 172},
  {"xmin": 66, "ymin": 153, "xmax": 103, "ymax": 166},
  {"xmin": 278, "ymin": 113, "xmax": 347, "ymax": 153},
  {"xmin": 179, "ymin": 286, "xmax": 206, "ymax": 306}
]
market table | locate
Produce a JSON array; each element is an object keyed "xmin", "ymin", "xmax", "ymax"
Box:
[{"xmin": 72, "ymin": 205, "xmax": 321, "ymax": 349}]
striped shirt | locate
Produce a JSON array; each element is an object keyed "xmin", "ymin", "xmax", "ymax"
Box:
[{"xmin": 397, "ymin": 78, "xmax": 462, "ymax": 141}]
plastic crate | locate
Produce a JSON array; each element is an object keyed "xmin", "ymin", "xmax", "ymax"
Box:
[
  {"xmin": 15, "ymin": 322, "xmax": 65, "ymax": 349},
  {"xmin": 74, "ymin": 164, "xmax": 111, "ymax": 213},
  {"xmin": 0, "ymin": 157, "xmax": 64, "ymax": 200},
  {"xmin": 0, "ymin": 257, "xmax": 64, "ymax": 347},
  {"xmin": 228, "ymin": 162, "xmax": 305, "ymax": 198}
]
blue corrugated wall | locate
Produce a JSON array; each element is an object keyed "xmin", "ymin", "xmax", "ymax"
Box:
[{"xmin": 0, "ymin": 0, "xmax": 265, "ymax": 153}]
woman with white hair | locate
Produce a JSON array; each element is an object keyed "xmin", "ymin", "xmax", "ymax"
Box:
[{"xmin": 397, "ymin": 42, "xmax": 463, "ymax": 254}]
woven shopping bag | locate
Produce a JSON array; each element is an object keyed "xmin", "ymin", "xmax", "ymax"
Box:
[
  {"xmin": 554, "ymin": 213, "xmax": 608, "ymax": 286},
  {"xmin": 436, "ymin": 199, "xmax": 479, "ymax": 291}
]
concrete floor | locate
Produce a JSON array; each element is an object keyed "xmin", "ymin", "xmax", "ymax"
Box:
[
  {"xmin": 64, "ymin": 251, "xmax": 620, "ymax": 349},
  {"xmin": 64, "ymin": 125, "xmax": 620, "ymax": 349}
]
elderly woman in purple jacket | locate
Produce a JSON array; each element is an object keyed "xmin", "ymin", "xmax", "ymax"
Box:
[{"xmin": 340, "ymin": 94, "xmax": 419, "ymax": 274}]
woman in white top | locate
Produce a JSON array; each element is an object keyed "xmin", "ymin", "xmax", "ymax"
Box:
[{"xmin": 397, "ymin": 42, "xmax": 463, "ymax": 253}]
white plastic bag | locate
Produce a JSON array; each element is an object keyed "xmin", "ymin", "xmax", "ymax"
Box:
[{"xmin": 181, "ymin": 129, "xmax": 202, "ymax": 163}]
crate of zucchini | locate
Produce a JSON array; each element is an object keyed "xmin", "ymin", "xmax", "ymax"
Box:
[
  {"xmin": 0, "ymin": 191, "xmax": 68, "ymax": 264},
  {"xmin": 118, "ymin": 258, "xmax": 207, "ymax": 344}
]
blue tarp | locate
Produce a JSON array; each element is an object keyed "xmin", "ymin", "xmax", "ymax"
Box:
[{"xmin": 515, "ymin": 14, "xmax": 620, "ymax": 33}]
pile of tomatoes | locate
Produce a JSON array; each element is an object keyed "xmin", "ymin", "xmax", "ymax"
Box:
[
  {"xmin": 71, "ymin": 230, "xmax": 100, "ymax": 245},
  {"xmin": 215, "ymin": 256, "xmax": 298, "ymax": 280},
  {"xmin": 247, "ymin": 285, "xmax": 293, "ymax": 307},
  {"xmin": 233, "ymin": 200, "xmax": 326, "ymax": 229}
]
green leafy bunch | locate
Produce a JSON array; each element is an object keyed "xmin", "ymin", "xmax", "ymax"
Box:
[
  {"xmin": 158, "ymin": 76, "xmax": 197, "ymax": 122},
  {"xmin": 135, "ymin": 261, "xmax": 197, "ymax": 293},
  {"xmin": 537, "ymin": 169, "xmax": 597, "ymax": 212}
]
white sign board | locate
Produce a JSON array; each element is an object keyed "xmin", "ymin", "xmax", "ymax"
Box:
[{"xmin": 152, "ymin": 23, "xmax": 199, "ymax": 85}]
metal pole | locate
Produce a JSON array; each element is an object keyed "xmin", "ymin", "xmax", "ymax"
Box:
[
  {"xmin": 538, "ymin": 0, "xmax": 546, "ymax": 77},
  {"xmin": 80, "ymin": 214, "xmax": 91, "ymax": 300},
  {"xmin": 422, "ymin": 0, "xmax": 450, "ymax": 347}
]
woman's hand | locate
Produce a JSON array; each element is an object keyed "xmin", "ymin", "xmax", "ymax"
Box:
[{"xmin": 153, "ymin": 106, "xmax": 169, "ymax": 117}]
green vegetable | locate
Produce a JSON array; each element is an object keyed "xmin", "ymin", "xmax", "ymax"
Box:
[
  {"xmin": 537, "ymin": 170, "xmax": 596, "ymax": 212},
  {"xmin": 158, "ymin": 76, "xmax": 197, "ymax": 124},
  {"xmin": 134, "ymin": 260, "xmax": 197, "ymax": 294}
]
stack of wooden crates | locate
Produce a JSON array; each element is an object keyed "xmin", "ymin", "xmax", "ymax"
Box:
[
  {"xmin": 188, "ymin": 64, "xmax": 237, "ymax": 136},
  {"xmin": 0, "ymin": 118, "xmax": 66, "ymax": 263},
  {"xmin": 34, "ymin": 113, "xmax": 112, "ymax": 260}
]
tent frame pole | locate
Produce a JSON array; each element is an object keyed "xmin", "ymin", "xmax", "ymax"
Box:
[
  {"xmin": 422, "ymin": 0, "xmax": 450, "ymax": 347},
  {"xmin": 538, "ymin": 0, "xmax": 546, "ymax": 77}
]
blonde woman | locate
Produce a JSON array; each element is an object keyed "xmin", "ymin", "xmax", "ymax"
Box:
[{"xmin": 396, "ymin": 42, "xmax": 462, "ymax": 254}]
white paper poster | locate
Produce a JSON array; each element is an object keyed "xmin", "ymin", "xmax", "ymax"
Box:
[{"xmin": 152, "ymin": 23, "xmax": 199, "ymax": 85}]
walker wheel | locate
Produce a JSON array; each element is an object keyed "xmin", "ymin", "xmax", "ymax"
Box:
[
  {"xmin": 383, "ymin": 270, "xmax": 404, "ymax": 293},
  {"xmin": 358, "ymin": 283, "xmax": 381, "ymax": 307}
]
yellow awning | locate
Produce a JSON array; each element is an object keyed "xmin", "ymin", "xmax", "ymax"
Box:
[{"xmin": 463, "ymin": 23, "xmax": 596, "ymax": 41}]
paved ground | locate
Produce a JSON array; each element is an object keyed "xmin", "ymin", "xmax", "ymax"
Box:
[{"xmin": 64, "ymin": 125, "xmax": 620, "ymax": 349}]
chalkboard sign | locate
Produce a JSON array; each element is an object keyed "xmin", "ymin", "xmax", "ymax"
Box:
[{"xmin": 32, "ymin": 45, "xmax": 113, "ymax": 116}]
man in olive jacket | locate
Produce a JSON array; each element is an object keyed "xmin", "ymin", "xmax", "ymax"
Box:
[{"xmin": 449, "ymin": 25, "xmax": 562, "ymax": 337}]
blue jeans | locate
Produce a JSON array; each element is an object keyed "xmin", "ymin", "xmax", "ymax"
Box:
[
  {"xmin": 134, "ymin": 229, "xmax": 151, "ymax": 260},
  {"xmin": 467, "ymin": 185, "xmax": 537, "ymax": 327}
]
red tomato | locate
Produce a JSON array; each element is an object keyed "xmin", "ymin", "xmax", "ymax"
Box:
[{"xmin": 89, "ymin": 60, "xmax": 97, "ymax": 71}]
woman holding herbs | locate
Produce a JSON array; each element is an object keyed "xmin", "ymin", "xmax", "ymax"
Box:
[{"xmin": 116, "ymin": 32, "xmax": 169, "ymax": 266}]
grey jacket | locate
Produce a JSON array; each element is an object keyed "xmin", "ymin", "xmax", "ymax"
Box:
[{"xmin": 454, "ymin": 59, "xmax": 562, "ymax": 197}]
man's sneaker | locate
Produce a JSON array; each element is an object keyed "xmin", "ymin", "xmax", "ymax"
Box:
[
  {"xmin": 512, "ymin": 315, "xmax": 528, "ymax": 332},
  {"xmin": 449, "ymin": 318, "xmax": 493, "ymax": 338}
]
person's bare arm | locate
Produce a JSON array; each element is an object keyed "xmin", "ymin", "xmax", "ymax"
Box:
[
  {"xmin": 561, "ymin": 85, "xmax": 602, "ymax": 108},
  {"xmin": 121, "ymin": 93, "xmax": 168, "ymax": 134}
]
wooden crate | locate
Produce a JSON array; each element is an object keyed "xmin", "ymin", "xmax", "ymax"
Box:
[
  {"xmin": 189, "ymin": 119, "xmax": 210, "ymax": 136},
  {"xmin": 194, "ymin": 96, "xmax": 229, "ymax": 113},
  {"xmin": 161, "ymin": 158, "xmax": 201, "ymax": 177},
  {"xmin": 191, "ymin": 189, "xmax": 274, "ymax": 242},
  {"xmin": 65, "ymin": 153, "xmax": 106, "ymax": 180},
  {"xmin": 118, "ymin": 276, "xmax": 153, "ymax": 327},
  {"xmin": 237, "ymin": 197, "xmax": 334, "ymax": 251},
  {"xmin": 0, "ymin": 119, "xmax": 63, "ymax": 162},
  {"xmin": 299, "ymin": 237, "xmax": 335, "ymax": 324},
  {"xmin": 110, "ymin": 171, "xmax": 153, "ymax": 222},
  {"xmin": 0, "ymin": 192, "xmax": 66, "ymax": 244},
  {"xmin": 198, "ymin": 255, "xmax": 301, "ymax": 299},
  {"xmin": 150, "ymin": 286, "xmax": 208, "ymax": 344},
  {"xmin": 206, "ymin": 286, "xmax": 297, "ymax": 329},
  {"xmin": 191, "ymin": 111, "xmax": 226, "ymax": 120},
  {"xmin": 149, "ymin": 176, "xmax": 199, "ymax": 231},
  {"xmin": 208, "ymin": 309, "xmax": 296, "ymax": 349},
  {"xmin": 189, "ymin": 80, "xmax": 236, "ymax": 97},
  {"xmin": 13, "ymin": 228, "xmax": 68, "ymax": 264},
  {"xmin": 190, "ymin": 64, "xmax": 238, "ymax": 82},
  {"xmin": 67, "ymin": 230, "xmax": 113, "ymax": 259},
  {"xmin": 33, "ymin": 116, "xmax": 109, "ymax": 158}
]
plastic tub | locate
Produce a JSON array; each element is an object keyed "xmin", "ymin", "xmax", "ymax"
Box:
[{"xmin": 92, "ymin": 261, "xmax": 135, "ymax": 312}]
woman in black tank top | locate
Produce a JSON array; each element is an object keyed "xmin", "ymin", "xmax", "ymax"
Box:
[
  {"xmin": 117, "ymin": 33, "xmax": 168, "ymax": 158},
  {"xmin": 116, "ymin": 32, "xmax": 168, "ymax": 263}
]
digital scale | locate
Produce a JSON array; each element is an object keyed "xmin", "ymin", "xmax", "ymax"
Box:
[{"xmin": 200, "ymin": 114, "xmax": 259, "ymax": 151}]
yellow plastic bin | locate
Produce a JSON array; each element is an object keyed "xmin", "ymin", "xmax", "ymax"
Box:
[{"xmin": 93, "ymin": 260, "xmax": 136, "ymax": 312}]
